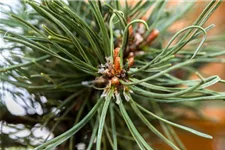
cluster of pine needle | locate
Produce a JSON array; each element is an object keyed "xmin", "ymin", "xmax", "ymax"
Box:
[{"xmin": 0, "ymin": 0, "xmax": 225, "ymax": 149}]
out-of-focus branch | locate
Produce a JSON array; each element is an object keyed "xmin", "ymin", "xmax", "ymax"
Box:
[{"xmin": 0, "ymin": 105, "xmax": 39, "ymax": 126}]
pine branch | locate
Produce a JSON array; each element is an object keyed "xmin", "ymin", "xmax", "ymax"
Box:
[{"xmin": 0, "ymin": 0, "xmax": 225, "ymax": 149}]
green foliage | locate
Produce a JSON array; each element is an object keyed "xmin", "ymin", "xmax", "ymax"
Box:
[{"xmin": 0, "ymin": 0, "xmax": 225, "ymax": 149}]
